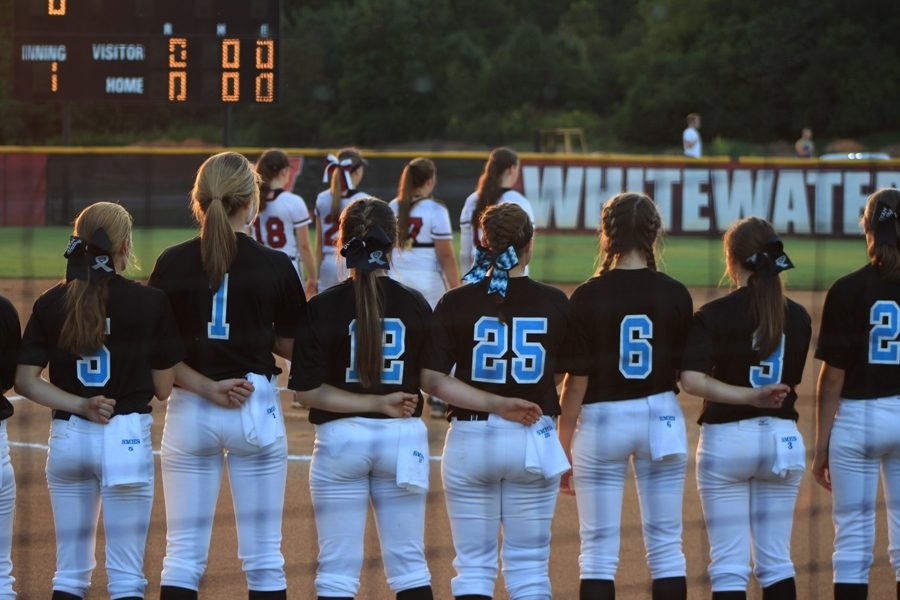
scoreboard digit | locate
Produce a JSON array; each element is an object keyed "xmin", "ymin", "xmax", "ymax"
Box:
[{"xmin": 12, "ymin": 0, "xmax": 280, "ymax": 104}]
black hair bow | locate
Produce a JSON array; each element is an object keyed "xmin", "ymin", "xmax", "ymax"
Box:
[
  {"xmin": 64, "ymin": 228, "xmax": 117, "ymax": 283},
  {"xmin": 873, "ymin": 200, "xmax": 899, "ymax": 247},
  {"xmin": 340, "ymin": 225, "xmax": 392, "ymax": 273},
  {"xmin": 743, "ymin": 236, "xmax": 794, "ymax": 278}
]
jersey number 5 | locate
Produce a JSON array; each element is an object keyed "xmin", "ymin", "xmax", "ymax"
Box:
[
  {"xmin": 619, "ymin": 315, "xmax": 653, "ymax": 379},
  {"xmin": 472, "ymin": 317, "xmax": 547, "ymax": 384},
  {"xmin": 869, "ymin": 300, "xmax": 900, "ymax": 365},
  {"xmin": 346, "ymin": 318, "xmax": 406, "ymax": 384},
  {"xmin": 749, "ymin": 335, "xmax": 785, "ymax": 387},
  {"xmin": 77, "ymin": 318, "xmax": 111, "ymax": 386}
]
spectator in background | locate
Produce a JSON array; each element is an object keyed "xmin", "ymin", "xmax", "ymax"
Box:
[
  {"xmin": 795, "ymin": 128, "xmax": 815, "ymax": 158},
  {"xmin": 683, "ymin": 113, "xmax": 702, "ymax": 158}
]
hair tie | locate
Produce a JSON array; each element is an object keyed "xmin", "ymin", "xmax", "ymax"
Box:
[
  {"xmin": 341, "ymin": 225, "xmax": 392, "ymax": 273},
  {"xmin": 743, "ymin": 236, "xmax": 794, "ymax": 278},
  {"xmin": 323, "ymin": 153, "xmax": 356, "ymax": 191},
  {"xmin": 463, "ymin": 246, "xmax": 519, "ymax": 298},
  {"xmin": 873, "ymin": 200, "xmax": 899, "ymax": 247},
  {"xmin": 64, "ymin": 227, "xmax": 116, "ymax": 283}
]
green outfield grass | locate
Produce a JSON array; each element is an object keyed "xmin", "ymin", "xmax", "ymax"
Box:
[{"xmin": 0, "ymin": 226, "xmax": 867, "ymax": 290}]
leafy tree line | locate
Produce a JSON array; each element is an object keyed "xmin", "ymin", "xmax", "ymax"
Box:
[{"xmin": 1, "ymin": 0, "xmax": 898, "ymax": 150}]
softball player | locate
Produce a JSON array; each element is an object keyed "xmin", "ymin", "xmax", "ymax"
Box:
[
  {"xmin": 681, "ymin": 217, "xmax": 812, "ymax": 600},
  {"xmin": 15, "ymin": 202, "xmax": 184, "ymax": 600},
  {"xmin": 254, "ymin": 149, "xmax": 318, "ymax": 297},
  {"xmin": 459, "ymin": 147, "xmax": 535, "ymax": 272},
  {"xmin": 0, "ymin": 295, "xmax": 18, "ymax": 600},
  {"xmin": 315, "ymin": 149, "xmax": 369, "ymax": 292},
  {"xmin": 149, "ymin": 152, "xmax": 306, "ymax": 600},
  {"xmin": 558, "ymin": 193, "xmax": 692, "ymax": 600},
  {"xmin": 421, "ymin": 202, "xmax": 573, "ymax": 600},
  {"xmin": 289, "ymin": 197, "xmax": 434, "ymax": 600},
  {"xmin": 812, "ymin": 188, "xmax": 900, "ymax": 600}
]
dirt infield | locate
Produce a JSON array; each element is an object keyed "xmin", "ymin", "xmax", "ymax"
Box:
[{"xmin": 0, "ymin": 279, "xmax": 894, "ymax": 599}]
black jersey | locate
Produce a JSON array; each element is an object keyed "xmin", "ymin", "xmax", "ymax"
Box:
[
  {"xmin": 568, "ymin": 269, "xmax": 693, "ymax": 402},
  {"xmin": 0, "ymin": 296, "xmax": 20, "ymax": 421},
  {"xmin": 289, "ymin": 277, "xmax": 432, "ymax": 424},
  {"xmin": 681, "ymin": 287, "xmax": 812, "ymax": 424},
  {"xmin": 149, "ymin": 233, "xmax": 305, "ymax": 381},
  {"xmin": 816, "ymin": 264, "xmax": 900, "ymax": 399},
  {"xmin": 422, "ymin": 277, "xmax": 575, "ymax": 419},
  {"xmin": 18, "ymin": 276, "xmax": 184, "ymax": 417}
]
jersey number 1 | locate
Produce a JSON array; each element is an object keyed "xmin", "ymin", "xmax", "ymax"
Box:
[
  {"xmin": 208, "ymin": 274, "xmax": 230, "ymax": 340},
  {"xmin": 345, "ymin": 318, "xmax": 406, "ymax": 384},
  {"xmin": 869, "ymin": 300, "xmax": 900, "ymax": 364}
]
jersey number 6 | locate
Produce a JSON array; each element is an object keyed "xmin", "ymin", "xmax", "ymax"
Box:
[
  {"xmin": 619, "ymin": 315, "xmax": 653, "ymax": 379},
  {"xmin": 472, "ymin": 317, "xmax": 547, "ymax": 384}
]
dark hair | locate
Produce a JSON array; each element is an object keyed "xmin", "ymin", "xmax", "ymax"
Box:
[
  {"xmin": 329, "ymin": 148, "xmax": 366, "ymax": 221},
  {"xmin": 255, "ymin": 149, "xmax": 290, "ymax": 213},
  {"xmin": 472, "ymin": 147, "xmax": 518, "ymax": 240},
  {"xmin": 597, "ymin": 192, "xmax": 662, "ymax": 275},
  {"xmin": 338, "ymin": 198, "xmax": 397, "ymax": 388},
  {"xmin": 480, "ymin": 203, "xmax": 533, "ymax": 315},
  {"xmin": 724, "ymin": 217, "xmax": 785, "ymax": 359},
  {"xmin": 396, "ymin": 158, "xmax": 436, "ymax": 247},
  {"xmin": 863, "ymin": 188, "xmax": 900, "ymax": 281},
  {"xmin": 191, "ymin": 152, "xmax": 260, "ymax": 290}
]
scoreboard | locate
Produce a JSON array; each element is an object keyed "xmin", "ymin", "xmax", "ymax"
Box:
[{"xmin": 13, "ymin": 0, "xmax": 280, "ymax": 104}]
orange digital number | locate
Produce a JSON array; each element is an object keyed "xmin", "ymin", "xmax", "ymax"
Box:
[
  {"xmin": 255, "ymin": 72, "xmax": 274, "ymax": 103},
  {"xmin": 50, "ymin": 61, "xmax": 58, "ymax": 92},
  {"xmin": 255, "ymin": 39, "xmax": 275, "ymax": 103},
  {"xmin": 222, "ymin": 39, "xmax": 240, "ymax": 69},
  {"xmin": 222, "ymin": 72, "xmax": 240, "ymax": 102},
  {"xmin": 256, "ymin": 40, "xmax": 274, "ymax": 69},
  {"xmin": 168, "ymin": 72, "xmax": 187, "ymax": 102},
  {"xmin": 168, "ymin": 38, "xmax": 187, "ymax": 68},
  {"xmin": 48, "ymin": 0, "xmax": 65, "ymax": 15}
]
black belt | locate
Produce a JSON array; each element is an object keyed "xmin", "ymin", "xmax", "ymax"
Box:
[
  {"xmin": 451, "ymin": 412, "xmax": 489, "ymax": 421},
  {"xmin": 411, "ymin": 242, "xmax": 435, "ymax": 248}
]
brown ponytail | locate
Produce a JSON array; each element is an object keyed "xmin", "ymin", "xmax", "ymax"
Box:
[
  {"xmin": 596, "ymin": 192, "xmax": 662, "ymax": 275},
  {"xmin": 863, "ymin": 188, "xmax": 900, "ymax": 281},
  {"xmin": 191, "ymin": 152, "xmax": 260, "ymax": 290},
  {"xmin": 254, "ymin": 149, "xmax": 290, "ymax": 213},
  {"xmin": 328, "ymin": 148, "xmax": 366, "ymax": 221},
  {"xmin": 338, "ymin": 198, "xmax": 398, "ymax": 388},
  {"xmin": 473, "ymin": 147, "xmax": 518, "ymax": 239},
  {"xmin": 724, "ymin": 217, "xmax": 786, "ymax": 359},
  {"xmin": 59, "ymin": 202, "xmax": 133, "ymax": 356},
  {"xmin": 396, "ymin": 158, "xmax": 436, "ymax": 247}
]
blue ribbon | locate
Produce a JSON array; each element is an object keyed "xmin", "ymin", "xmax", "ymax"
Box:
[{"xmin": 463, "ymin": 246, "xmax": 519, "ymax": 298}]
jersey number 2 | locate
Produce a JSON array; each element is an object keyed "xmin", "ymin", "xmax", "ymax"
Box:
[
  {"xmin": 869, "ymin": 300, "xmax": 900, "ymax": 364},
  {"xmin": 345, "ymin": 318, "xmax": 406, "ymax": 384},
  {"xmin": 749, "ymin": 335, "xmax": 785, "ymax": 387},
  {"xmin": 619, "ymin": 315, "xmax": 653, "ymax": 379},
  {"xmin": 472, "ymin": 317, "xmax": 547, "ymax": 384}
]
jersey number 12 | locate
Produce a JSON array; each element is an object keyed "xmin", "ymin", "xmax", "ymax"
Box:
[{"xmin": 345, "ymin": 318, "xmax": 406, "ymax": 384}]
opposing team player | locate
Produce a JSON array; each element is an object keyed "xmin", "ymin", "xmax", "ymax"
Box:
[
  {"xmin": 681, "ymin": 217, "xmax": 812, "ymax": 600},
  {"xmin": 315, "ymin": 149, "xmax": 369, "ymax": 292},
  {"xmin": 16, "ymin": 202, "xmax": 184, "ymax": 600},
  {"xmin": 289, "ymin": 198, "xmax": 434, "ymax": 600},
  {"xmin": 149, "ymin": 152, "xmax": 305, "ymax": 600},
  {"xmin": 558, "ymin": 193, "xmax": 692, "ymax": 600},
  {"xmin": 0, "ymin": 295, "xmax": 18, "ymax": 600},
  {"xmin": 254, "ymin": 149, "xmax": 318, "ymax": 297},
  {"xmin": 459, "ymin": 148, "xmax": 535, "ymax": 271},
  {"xmin": 812, "ymin": 188, "xmax": 900, "ymax": 600},
  {"xmin": 421, "ymin": 203, "xmax": 572, "ymax": 600}
]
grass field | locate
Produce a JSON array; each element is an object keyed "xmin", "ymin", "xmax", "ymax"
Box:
[{"xmin": 0, "ymin": 226, "xmax": 867, "ymax": 290}]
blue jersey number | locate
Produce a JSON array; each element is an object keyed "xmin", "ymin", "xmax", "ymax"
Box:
[
  {"xmin": 869, "ymin": 300, "xmax": 900, "ymax": 365},
  {"xmin": 208, "ymin": 273, "xmax": 230, "ymax": 340},
  {"xmin": 749, "ymin": 334, "xmax": 785, "ymax": 387},
  {"xmin": 77, "ymin": 318, "xmax": 111, "ymax": 387},
  {"xmin": 345, "ymin": 318, "xmax": 406, "ymax": 384},
  {"xmin": 472, "ymin": 317, "xmax": 547, "ymax": 384},
  {"xmin": 619, "ymin": 315, "xmax": 653, "ymax": 380}
]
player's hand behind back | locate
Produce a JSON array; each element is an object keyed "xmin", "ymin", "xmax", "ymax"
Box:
[
  {"xmin": 208, "ymin": 378, "xmax": 255, "ymax": 409},
  {"xmin": 497, "ymin": 398, "xmax": 542, "ymax": 425},
  {"xmin": 379, "ymin": 392, "xmax": 419, "ymax": 418},
  {"xmin": 82, "ymin": 395, "xmax": 116, "ymax": 424},
  {"xmin": 748, "ymin": 383, "xmax": 790, "ymax": 409}
]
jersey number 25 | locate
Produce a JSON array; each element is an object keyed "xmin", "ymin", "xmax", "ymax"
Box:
[{"xmin": 472, "ymin": 317, "xmax": 547, "ymax": 384}]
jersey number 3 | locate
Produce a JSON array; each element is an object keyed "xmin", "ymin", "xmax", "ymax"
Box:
[
  {"xmin": 749, "ymin": 335, "xmax": 785, "ymax": 387},
  {"xmin": 869, "ymin": 300, "xmax": 900, "ymax": 364},
  {"xmin": 346, "ymin": 318, "xmax": 406, "ymax": 384},
  {"xmin": 472, "ymin": 317, "xmax": 547, "ymax": 384}
]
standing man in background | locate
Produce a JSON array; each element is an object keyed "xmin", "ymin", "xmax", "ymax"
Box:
[
  {"xmin": 794, "ymin": 127, "xmax": 815, "ymax": 158},
  {"xmin": 683, "ymin": 113, "xmax": 702, "ymax": 158}
]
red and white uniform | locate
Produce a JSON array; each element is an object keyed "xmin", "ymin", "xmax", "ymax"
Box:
[
  {"xmin": 315, "ymin": 190, "xmax": 369, "ymax": 292},
  {"xmin": 459, "ymin": 189, "xmax": 535, "ymax": 272},
  {"xmin": 388, "ymin": 197, "xmax": 453, "ymax": 308},
  {"xmin": 254, "ymin": 190, "xmax": 311, "ymax": 279}
]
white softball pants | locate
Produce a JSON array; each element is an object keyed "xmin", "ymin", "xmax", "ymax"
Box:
[
  {"xmin": 572, "ymin": 400, "xmax": 688, "ymax": 581},
  {"xmin": 317, "ymin": 253, "xmax": 347, "ymax": 293},
  {"xmin": 697, "ymin": 417, "xmax": 804, "ymax": 591},
  {"xmin": 0, "ymin": 422, "xmax": 15, "ymax": 600},
  {"xmin": 442, "ymin": 419, "xmax": 560, "ymax": 600},
  {"xmin": 309, "ymin": 417, "xmax": 431, "ymax": 597},
  {"xmin": 160, "ymin": 389, "xmax": 287, "ymax": 592},
  {"xmin": 389, "ymin": 269, "xmax": 446, "ymax": 309},
  {"xmin": 46, "ymin": 415, "xmax": 154, "ymax": 599},
  {"xmin": 829, "ymin": 396, "xmax": 900, "ymax": 584}
]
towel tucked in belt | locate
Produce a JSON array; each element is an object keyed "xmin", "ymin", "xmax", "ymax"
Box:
[
  {"xmin": 522, "ymin": 415, "xmax": 570, "ymax": 479},
  {"xmin": 395, "ymin": 419, "xmax": 429, "ymax": 493},
  {"xmin": 771, "ymin": 429, "xmax": 806, "ymax": 478},
  {"xmin": 647, "ymin": 391, "xmax": 688, "ymax": 461},
  {"xmin": 102, "ymin": 413, "xmax": 152, "ymax": 488},
  {"xmin": 241, "ymin": 373, "xmax": 284, "ymax": 448}
]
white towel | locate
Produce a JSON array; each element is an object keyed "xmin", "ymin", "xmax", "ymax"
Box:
[
  {"xmin": 101, "ymin": 413, "xmax": 152, "ymax": 488},
  {"xmin": 395, "ymin": 419, "xmax": 429, "ymax": 493},
  {"xmin": 523, "ymin": 415, "xmax": 571, "ymax": 480},
  {"xmin": 241, "ymin": 373, "xmax": 284, "ymax": 448},
  {"xmin": 647, "ymin": 391, "xmax": 688, "ymax": 461},
  {"xmin": 771, "ymin": 430, "xmax": 806, "ymax": 478}
]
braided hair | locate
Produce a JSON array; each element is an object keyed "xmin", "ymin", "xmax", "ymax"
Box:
[{"xmin": 597, "ymin": 192, "xmax": 662, "ymax": 276}]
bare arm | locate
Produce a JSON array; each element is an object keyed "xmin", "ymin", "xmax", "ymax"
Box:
[
  {"xmin": 420, "ymin": 368, "xmax": 541, "ymax": 423},
  {"xmin": 295, "ymin": 384, "xmax": 417, "ymax": 417},
  {"xmin": 459, "ymin": 223, "xmax": 473, "ymax": 275},
  {"xmin": 558, "ymin": 374, "xmax": 587, "ymax": 495},
  {"xmin": 295, "ymin": 225, "xmax": 318, "ymax": 297},
  {"xmin": 151, "ymin": 367, "xmax": 176, "ymax": 401},
  {"xmin": 813, "ymin": 362, "xmax": 844, "ymax": 492},
  {"xmin": 15, "ymin": 364, "xmax": 115, "ymax": 423},
  {"xmin": 173, "ymin": 362, "xmax": 253, "ymax": 409},
  {"xmin": 680, "ymin": 370, "xmax": 789, "ymax": 408},
  {"xmin": 434, "ymin": 239, "xmax": 461, "ymax": 289},
  {"xmin": 314, "ymin": 214, "xmax": 324, "ymax": 267}
]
